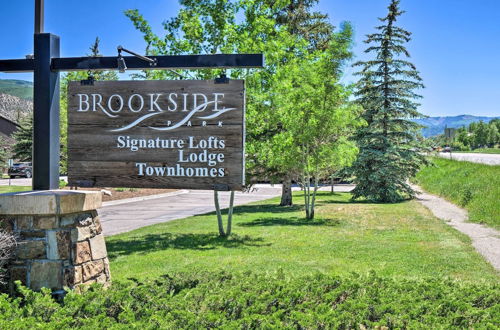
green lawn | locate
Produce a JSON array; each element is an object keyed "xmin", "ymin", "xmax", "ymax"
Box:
[
  {"xmin": 0, "ymin": 186, "xmax": 31, "ymax": 194},
  {"xmin": 454, "ymin": 148, "xmax": 500, "ymax": 154},
  {"xmin": 107, "ymin": 191, "xmax": 498, "ymax": 283},
  {"xmin": 415, "ymin": 157, "xmax": 500, "ymax": 230}
]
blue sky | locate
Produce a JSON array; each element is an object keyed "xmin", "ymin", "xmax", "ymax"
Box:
[{"xmin": 0, "ymin": 0, "xmax": 499, "ymax": 117}]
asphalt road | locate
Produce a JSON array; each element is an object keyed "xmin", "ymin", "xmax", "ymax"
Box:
[{"xmin": 437, "ymin": 152, "xmax": 500, "ymax": 165}]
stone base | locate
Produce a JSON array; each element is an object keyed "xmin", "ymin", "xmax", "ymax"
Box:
[{"xmin": 0, "ymin": 190, "xmax": 111, "ymax": 291}]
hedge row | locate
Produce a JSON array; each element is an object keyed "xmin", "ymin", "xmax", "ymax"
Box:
[{"xmin": 1, "ymin": 271, "xmax": 499, "ymax": 328}]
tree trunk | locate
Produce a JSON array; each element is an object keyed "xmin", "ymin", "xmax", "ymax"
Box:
[
  {"xmin": 308, "ymin": 179, "xmax": 319, "ymax": 220},
  {"xmin": 214, "ymin": 190, "xmax": 235, "ymax": 237},
  {"xmin": 214, "ymin": 190, "xmax": 226, "ymax": 236},
  {"xmin": 280, "ymin": 177, "xmax": 293, "ymax": 206}
]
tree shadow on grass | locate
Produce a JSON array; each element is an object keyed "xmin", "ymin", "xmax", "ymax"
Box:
[
  {"xmin": 107, "ymin": 233, "xmax": 270, "ymax": 260},
  {"xmin": 231, "ymin": 203, "xmax": 303, "ymax": 215},
  {"xmin": 320, "ymin": 198, "xmax": 407, "ymax": 205},
  {"xmin": 239, "ymin": 216, "xmax": 343, "ymax": 227}
]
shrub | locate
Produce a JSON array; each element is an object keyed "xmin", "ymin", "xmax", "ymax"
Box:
[
  {"xmin": 0, "ymin": 230, "xmax": 16, "ymax": 286},
  {"xmin": 0, "ymin": 272, "xmax": 498, "ymax": 328}
]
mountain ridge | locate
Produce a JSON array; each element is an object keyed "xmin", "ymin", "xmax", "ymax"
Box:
[
  {"xmin": 414, "ymin": 115, "xmax": 499, "ymax": 137},
  {"xmin": 0, "ymin": 79, "xmax": 33, "ymax": 100}
]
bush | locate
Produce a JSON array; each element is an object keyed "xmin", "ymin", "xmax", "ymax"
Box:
[
  {"xmin": 0, "ymin": 230, "xmax": 16, "ymax": 286},
  {"xmin": 59, "ymin": 179, "xmax": 68, "ymax": 189},
  {"xmin": 0, "ymin": 272, "xmax": 498, "ymax": 328},
  {"xmin": 451, "ymin": 141, "xmax": 470, "ymax": 151}
]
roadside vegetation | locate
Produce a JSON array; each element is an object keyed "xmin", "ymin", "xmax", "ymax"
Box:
[
  {"xmin": 454, "ymin": 148, "xmax": 500, "ymax": 154},
  {"xmin": 415, "ymin": 157, "xmax": 500, "ymax": 229},
  {"xmin": 426, "ymin": 119, "xmax": 500, "ymax": 152}
]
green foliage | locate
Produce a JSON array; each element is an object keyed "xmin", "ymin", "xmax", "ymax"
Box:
[
  {"xmin": 274, "ymin": 0, "xmax": 334, "ymax": 51},
  {"xmin": 264, "ymin": 27, "xmax": 364, "ymax": 219},
  {"xmin": 124, "ymin": 1, "xmax": 358, "ymax": 214},
  {"xmin": 0, "ymin": 137, "xmax": 9, "ymax": 171},
  {"xmin": 1, "ymin": 272, "xmax": 498, "ymax": 328},
  {"xmin": 125, "ymin": 0, "xmax": 240, "ymax": 80},
  {"xmin": 451, "ymin": 119, "xmax": 500, "ymax": 150},
  {"xmin": 12, "ymin": 116, "xmax": 33, "ymax": 162},
  {"xmin": 114, "ymin": 187, "xmax": 139, "ymax": 192},
  {"xmin": 415, "ymin": 157, "xmax": 500, "ymax": 229},
  {"xmin": 350, "ymin": 0, "xmax": 426, "ymax": 203}
]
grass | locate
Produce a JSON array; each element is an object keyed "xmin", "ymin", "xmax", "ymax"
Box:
[
  {"xmin": 415, "ymin": 157, "xmax": 500, "ymax": 230},
  {"xmin": 454, "ymin": 148, "xmax": 500, "ymax": 154},
  {"xmin": 0, "ymin": 185, "xmax": 31, "ymax": 194},
  {"xmin": 107, "ymin": 191, "xmax": 498, "ymax": 283}
]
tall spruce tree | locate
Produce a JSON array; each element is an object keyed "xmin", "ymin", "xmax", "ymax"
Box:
[{"xmin": 351, "ymin": 0, "xmax": 426, "ymax": 202}]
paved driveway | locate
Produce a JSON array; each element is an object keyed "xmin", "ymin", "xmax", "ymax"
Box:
[
  {"xmin": 437, "ymin": 152, "xmax": 500, "ymax": 165},
  {"xmin": 99, "ymin": 187, "xmax": 281, "ymax": 236}
]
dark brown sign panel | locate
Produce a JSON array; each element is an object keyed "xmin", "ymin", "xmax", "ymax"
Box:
[{"xmin": 67, "ymin": 80, "xmax": 245, "ymax": 190}]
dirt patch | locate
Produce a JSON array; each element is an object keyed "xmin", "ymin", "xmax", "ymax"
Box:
[{"xmin": 62, "ymin": 187, "xmax": 177, "ymax": 202}]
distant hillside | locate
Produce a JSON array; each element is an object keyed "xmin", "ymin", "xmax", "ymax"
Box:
[
  {"xmin": 0, "ymin": 79, "xmax": 33, "ymax": 100},
  {"xmin": 414, "ymin": 115, "xmax": 500, "ymax": 137},
  {"xmin": 0, "ymin": 93, "xmax": 32, "ymax": 123}
]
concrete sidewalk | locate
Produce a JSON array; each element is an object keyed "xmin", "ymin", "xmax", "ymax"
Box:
[{"xmin": 414, "ymin": 185, "xmax": 500, "ymax": 271}]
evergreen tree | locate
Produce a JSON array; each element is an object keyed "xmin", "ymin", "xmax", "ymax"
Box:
[
  {"xmin": 0, "ymin": 137, "xmax": 9, "ymax": 170},
  {"xmin": 274, "ymin": 0, "xmax": 334, "ymax": 51},
  {"xmin": 473, "ymin": 121, "xmax": 488, "ymax": 148},
  {"xmin": 351, "ymin": 0, "xmax": 426, "ymax": 202},
  {"xmin": 12, "ymin": 116, "xmax": 33, "ymax": 162}
]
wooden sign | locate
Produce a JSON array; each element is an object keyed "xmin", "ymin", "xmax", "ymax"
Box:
[{"xmin": 67, "ymin": 80, "xmax": 245, "ymax": 190}]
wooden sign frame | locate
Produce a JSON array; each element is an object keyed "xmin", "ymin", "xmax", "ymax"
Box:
[{"xmin": 67, "ymin": 79, "xmax": 245, "ymax": 191}]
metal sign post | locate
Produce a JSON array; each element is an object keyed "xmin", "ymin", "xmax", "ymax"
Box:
[
  {"xmin": 0, "ymin": 0, "xmax": 264, "ymax": 190},
  {"xmin": 33, "ymin": 33, "xmax": 60, "ymax": 189}
]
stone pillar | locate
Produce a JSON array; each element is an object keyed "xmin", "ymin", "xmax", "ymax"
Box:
[{"xmin": 0, "ymin": 190, "xmax": 111, "ymax": 293}]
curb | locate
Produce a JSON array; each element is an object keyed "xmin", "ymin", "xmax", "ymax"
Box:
[{"xmin": 101, "ymin": 189, "xmax": 189, "ymax": 207}]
